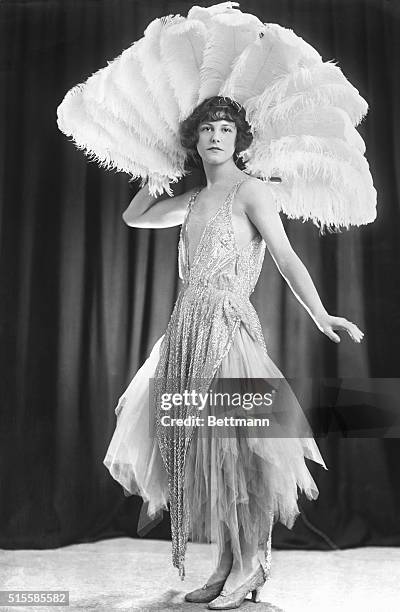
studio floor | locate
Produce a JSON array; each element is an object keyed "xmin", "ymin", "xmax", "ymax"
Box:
[{"xmin": 0, "ymin": 538, "xmax": 399, "ymax": 611}]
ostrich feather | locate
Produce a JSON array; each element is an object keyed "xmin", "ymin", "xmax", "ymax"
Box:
[
  {"xmin": 285, "ymin": 61, "xmax": 368, "ymax": 124},
  {"xmin": 197, "ymin": 12, "xmax": 260, "ymax": 104},
  {"xmin": 86, "ymin": 62, "xmax": 173, "ymax": 157},
  {"xmin": 161, "ymin": 19, "xmax": 207, "ymax": 120},
  {"xmin": 245, "ymin": 135, "xmax": 376, "ymax": 229},
  {"xmin": 77, "ymin": 41, "xmax": 165, "ymax": 147},
  {"xmin": 57, "ymin": 34, "xmax": 182, "ymax": 174},
  {"xmin": 248, "ymin": 135, "xmax": 371, "ymax": 179},
  {"xmin": 246, "ymin": 61, "xmax": 368, "ymax": 131},
  {"xmin": 220, "ymin": 25, "xmax": 315, "ymax": 103},
  {"xmin": 137, "ymin": 18, "xmax": 181, "ymax": 133},
  {"xmin": 58, "ymin": 64, "xmax": 185, "ymax": 188},
  {"xmin": 112, "ymin": 45, "xmax": 176, "ymax": 148},
  {"xmin": 254, "ymin": 106, "xmax": 366, "ymax": 154},
  {"xmin": 268, "ymin": 180, "xmax": 371, "ymax": 232},
  {"xmin": 57, "ymin": 84, "xmax": 152, "ymax": 180},
  {"xmin": 188, "ymin": 2, "xmax": 240, "ymax": 22},
  {"xmin": 83, "ymin": 92, "xmax": 180, "ymax": 176},
  {"xmin": 266, "ymin": 23, "xmax": 321, "ymax": 64},
  {"xmin": 267, "ymin": 82, "xmax": 367, "ymax": 128}
]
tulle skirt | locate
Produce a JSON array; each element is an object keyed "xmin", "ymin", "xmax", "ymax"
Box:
[{"xmin": 103, "ymin": 324, "xmax": 327, "ymax": 568}]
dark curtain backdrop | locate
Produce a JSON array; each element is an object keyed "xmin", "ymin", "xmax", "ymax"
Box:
[{"xmin": 1, "ymin": 0, "xmax": 399, "ymax": 551}]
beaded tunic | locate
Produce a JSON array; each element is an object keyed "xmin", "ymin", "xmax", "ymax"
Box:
[{"xmin": 153, "ymin": 177, "xmax": 271, "ymax": 577}]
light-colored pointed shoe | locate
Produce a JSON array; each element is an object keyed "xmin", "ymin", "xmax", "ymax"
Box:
[
  {"xmin": 184, "ymin": 578, "xmax": 227, "ymax": 603},
  {"xmin": 207, "ymin": 564, "xmax": 267, "ymax": 609}
]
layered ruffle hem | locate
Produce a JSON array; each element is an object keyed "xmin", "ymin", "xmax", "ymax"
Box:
[{"xmin": 103, "ymin": 323, "xmax": 327, "ymax": 571}]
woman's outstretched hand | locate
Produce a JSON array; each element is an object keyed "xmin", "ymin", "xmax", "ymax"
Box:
[{"xmin": 314, "ymin": 313, "xmax": 364, "ymax": 344}]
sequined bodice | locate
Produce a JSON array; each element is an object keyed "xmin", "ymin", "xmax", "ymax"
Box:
[{"xmin": 178, "ymin": 178, "xmax": 266, "ymax": 299}]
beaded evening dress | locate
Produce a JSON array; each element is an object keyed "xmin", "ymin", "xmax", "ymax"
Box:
[{"xmin": 103, "ymin": 177, "xmax": 327, "ymax": 579}]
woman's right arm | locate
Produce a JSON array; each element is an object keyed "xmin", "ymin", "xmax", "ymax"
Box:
[{"xmin": 122, "ymin": 183, "xmax": 195, "ymax": 228}]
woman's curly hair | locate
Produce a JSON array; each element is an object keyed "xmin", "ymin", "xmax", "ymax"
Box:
[{"xmin": 179, "ymin": 96, "xmax": 253, "ymax": 167}]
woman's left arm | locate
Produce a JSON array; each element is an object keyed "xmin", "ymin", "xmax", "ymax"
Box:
[{"xmin": 242, "ymin": 180, "xmax": 364, "ymax": 344}]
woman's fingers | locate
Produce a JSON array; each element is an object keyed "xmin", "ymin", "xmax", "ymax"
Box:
[
  {"xmin": 343, "ymin": 321, "xmax": 364, "ymax": 343},
  {"xmin": 330, "ymin": 318, "xmax": 365, "ymax": 343},
  {"xmin": 317, "ymin": 314, "xmax": 365, "ymax": 343},
  {"xmin": 326, "ymin": 328, "xmax": 341, "ymax": 343}
]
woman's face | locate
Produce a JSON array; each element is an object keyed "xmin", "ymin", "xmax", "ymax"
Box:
[{"xmin": 196, "ymin": 119, "xmax": 237, "ymax": 165}]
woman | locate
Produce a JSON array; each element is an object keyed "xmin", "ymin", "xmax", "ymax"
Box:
[{"xmin": 104, "ymin": 96, "xmax": 364, "ymax": 609}]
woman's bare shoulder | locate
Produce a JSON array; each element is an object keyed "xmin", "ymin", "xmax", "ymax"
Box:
[
  {"xmin": 238, "ymin": 176, "xmax": 276, "ymax": 208},
  {"xmin": 241, "ymin": 175, "xmax": 273, "ymax": 192}
]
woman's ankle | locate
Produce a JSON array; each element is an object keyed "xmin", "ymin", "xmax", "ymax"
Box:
[
  {"xmin": 232, "ymin": 554, "xmax": 259, "ymax": 576},
  {"xmin": 207, "ymin": 552, "xmax": 233, "ymax": 582},
  {"xmin": 218, "ymin": 547, "xmax": 233, "ymax": 567}
]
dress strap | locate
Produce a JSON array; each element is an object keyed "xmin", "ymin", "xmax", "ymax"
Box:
[
  {"xmin": 182, "ymin": 187, "xmax": 202, "ymax": 230},
  {"xmin": 226, "ymin": 176, "xmax": 251, "ymax": 216},
  {"xmin": 188, "ymin": 186, "xmax": 202, "ymax": 212},
  {"xmin": 181, "ymin": 187, "xmax": 202, "ymax": 275}
]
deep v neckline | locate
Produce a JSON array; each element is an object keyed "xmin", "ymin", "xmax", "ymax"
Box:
[{"xmin": 184, "ymin": 179, "xmax": 245, "ymax": 272}]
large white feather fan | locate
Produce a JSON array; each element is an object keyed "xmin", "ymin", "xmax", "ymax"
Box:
[{"xmin": 57, "ymin": 1, "xmax": 376, "ymax": 230}]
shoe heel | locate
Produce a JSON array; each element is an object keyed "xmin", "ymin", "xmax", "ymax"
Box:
[{"xmin": 252, "ymin": 587, "xmax": 262, "ymax": 603}]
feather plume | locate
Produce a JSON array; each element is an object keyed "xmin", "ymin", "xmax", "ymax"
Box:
[
  {"xmin": 82, "ymin": 94, "xmax": 180, "ymax": 176},
  {"xmin": 286, "ymin": 61, "xmax": 367, "ymax": 124},
  {"xmin": 137, "ymin": 18, "xmax": 181, "ymax": 133},
  {"xmin": 57, "ymin": 60, "xmax": 185, "ymax": 187},
  {"xmin": 197, "ymin": 13, "xmax": 260, "ymax": 103},
  {"xmin": 252, "ymin": 106, "xmax": 366, "ymax": 154},
  {"xmin": 245, "ymin": 135, "xmax": 376, "ymax": 229},
  {"xmin": 65, "ymin": 38, "xmax": 180, "ymax": 160},
  {"xmin": 248, "ymin": 135, "xmax": 371, "ymax": 180},
  {"xmin": 266, "ymin": 23, "xmax": 321, "ymax": 64},
  {"xmin": 161, "ymin": 19, "xmax": 207, "ymax": 120},
  {"xmin": 246, "ymin": 61, "xmax": 368, "ymax": 132},
  {"xmin": 188, "ymin": 2, "xmax": 240, "ymax": 22},
  {"xmin": 57, "ymin": 84, "xmax": 151, "ymax": 179},
  {"xmin": 86, "ymin": 61, "xmax": 173, "ymax": 157},
  {"xmin": 220, "ymin": 25, "xmax": 315, "ymax": 103},
  {"xmin": 267, "ymin": 180, "xmax": 371, "ymax": 232},
  {"xmin": 112, "ymin": 45, "xmax": 176, "ymax": 147}
]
